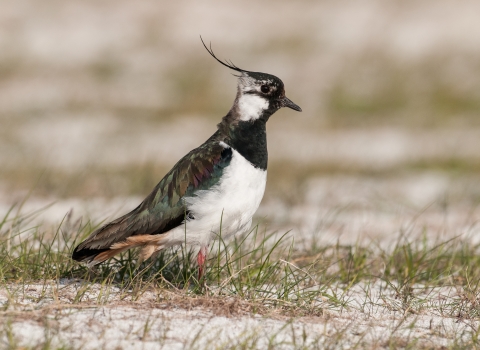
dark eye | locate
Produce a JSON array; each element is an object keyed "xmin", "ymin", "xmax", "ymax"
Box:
[{"xmin": 260, "ymin": 85, "xmax": 270, "ymax": 93}]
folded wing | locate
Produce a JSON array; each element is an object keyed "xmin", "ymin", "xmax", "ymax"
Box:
[{"xmin": 72, "ymin": 141, "xmax": 232, "ymax": 264}]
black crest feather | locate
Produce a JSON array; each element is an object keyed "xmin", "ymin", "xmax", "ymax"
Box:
[{"xmin": 200, "ymin": 36, "xmax": 250, "ymax": 76}]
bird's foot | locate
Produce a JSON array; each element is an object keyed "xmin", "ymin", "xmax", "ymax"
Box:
[{"xmin": 197, "ymin": 246, "xmax": 208, "ymax": 290}]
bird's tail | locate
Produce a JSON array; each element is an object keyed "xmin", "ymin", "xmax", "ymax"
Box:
[
  {"xmin": 72, "ymin": 234, "xmax": 165, "ymax": 267},
  {"xmin": 71, "ymin": 245, "xmax": 129, "ymax": 267},
  {"xmin": 72, "ymin": 215, "xmax": 165, "ymax": 266},
  {"xmin": 71, "ymin": 216, "xmax": 131, "ymax": 266}
]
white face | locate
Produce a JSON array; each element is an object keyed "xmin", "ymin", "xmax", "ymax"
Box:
[
  {"xmin": 236, "ymin": 75, "xmax": 274, "ymax": 121},
  {"xmin": 237, "ymin": 94, "xmax": 269, "ymax": 121}
]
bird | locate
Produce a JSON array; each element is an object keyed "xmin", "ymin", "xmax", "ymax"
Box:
[{"xmin": 72, "ymin": 38, "xmax": 301, "ymax": 280}]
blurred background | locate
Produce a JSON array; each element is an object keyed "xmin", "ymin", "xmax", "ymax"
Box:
[{"xmin": 1, "ymin": 0, "xmax": 479, "ymax": 245}]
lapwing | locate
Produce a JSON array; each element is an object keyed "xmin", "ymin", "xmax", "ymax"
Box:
[{"xmin": 72, "ymin": 39, "xmax": 302, "ymax": 280}]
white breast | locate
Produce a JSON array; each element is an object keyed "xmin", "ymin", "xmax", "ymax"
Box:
[{"xmin": 168, "ymin": 146, "xmax": 267, "ymax": 247}]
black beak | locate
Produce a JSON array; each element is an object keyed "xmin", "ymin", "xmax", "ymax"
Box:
[{"xmin": 282, "ymin": 97, "xmax": 302, "ymax": 112}]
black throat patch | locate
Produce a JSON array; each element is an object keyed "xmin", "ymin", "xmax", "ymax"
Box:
[{"xmin": 226, "ymin": 119, "xmax": 268, "ymax": 170}]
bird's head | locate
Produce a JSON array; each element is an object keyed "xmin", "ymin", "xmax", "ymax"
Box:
[{"xmin": 202, "ymin": 38, "xmax": 301, "ymax": 123}]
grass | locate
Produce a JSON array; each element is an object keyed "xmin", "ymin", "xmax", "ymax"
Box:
[{"xmin": 0, "ymin": 202, "xmax": 480, "ymax": 349}]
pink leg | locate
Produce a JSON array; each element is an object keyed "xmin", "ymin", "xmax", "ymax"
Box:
[{"xmin": 197, "ymin": 246, "xmax": 207, "ymax": 281}]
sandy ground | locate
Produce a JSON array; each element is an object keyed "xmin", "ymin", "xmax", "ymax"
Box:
[{"xmin": 1, "ymin": 279, "xmax": 478, "ymax": 349}]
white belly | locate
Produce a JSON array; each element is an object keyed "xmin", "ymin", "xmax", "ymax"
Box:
[{"xmin": 168, "ymin": 146, "xmax": 267, "ymax": 247}]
